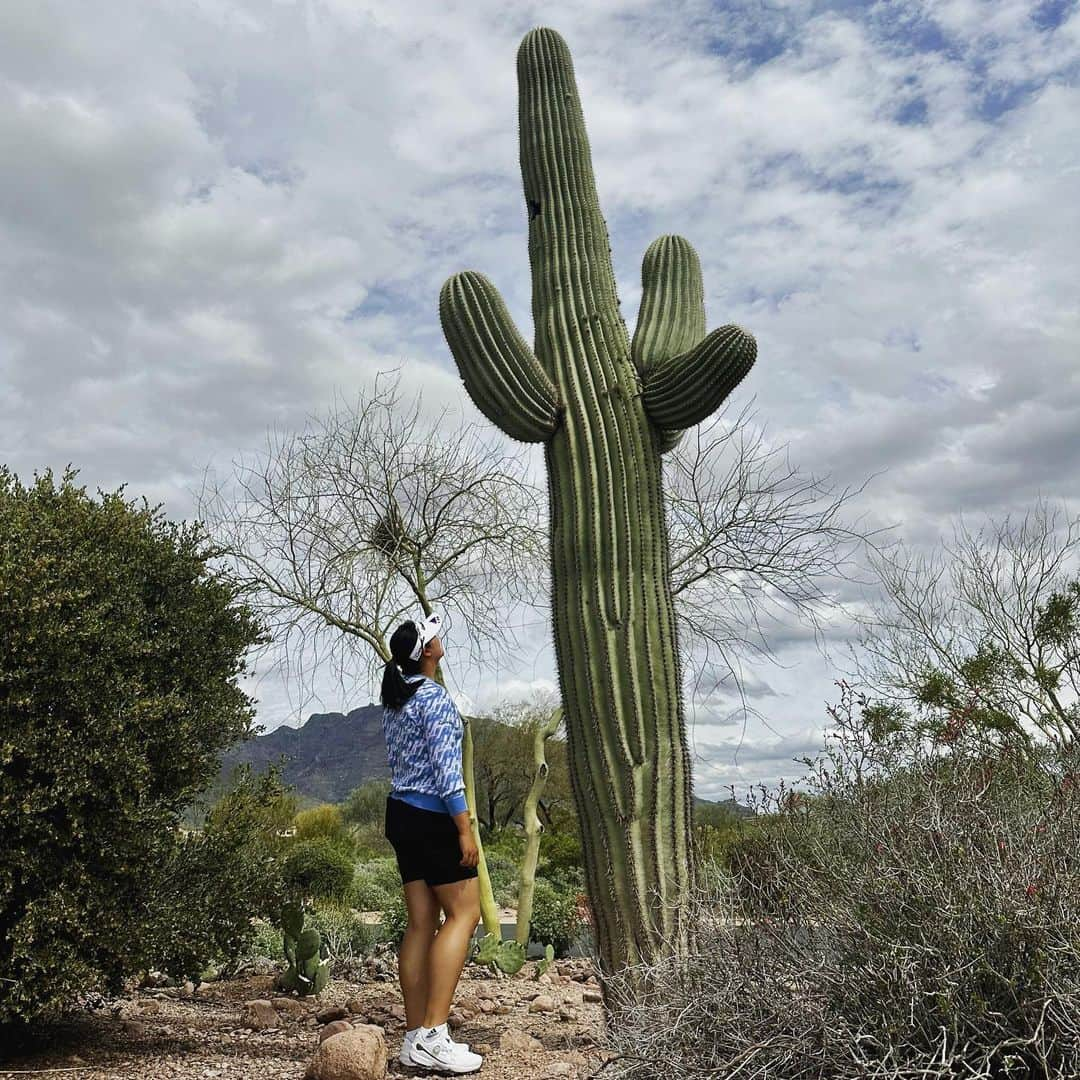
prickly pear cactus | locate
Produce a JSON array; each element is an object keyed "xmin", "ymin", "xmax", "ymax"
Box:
[
  {"xmin": 472, "ymin": 933, "xmax": 527, "ymax": 976},
  {"xmin": 276, "ymin": 902, "xmax": 331, "ymax": 997},
  {"xmin": 440, "ymin": 28, "xmax": 756, "ymax": 992}
]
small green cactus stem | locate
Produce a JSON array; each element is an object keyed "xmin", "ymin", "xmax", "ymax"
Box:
[
  {"xmin": 277, "ymin": 903, "xmax": 331, "ymax": 997},
  {"xmin": 515, "ymin": 706, "xmax": 564, "ymax": 947},
  {"xmin": 439, "ymin": 27, "xmax": 757, "ymax": 993}
]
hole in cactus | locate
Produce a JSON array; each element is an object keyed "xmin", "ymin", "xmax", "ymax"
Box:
[{"xmin": 528, "ymin": 198, "xmax": 541, "ymax": 220}]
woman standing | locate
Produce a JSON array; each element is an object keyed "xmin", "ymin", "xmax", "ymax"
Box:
[{"xmin": 381, "ymin": 613, "xmax": 483, "ymax": 1074}]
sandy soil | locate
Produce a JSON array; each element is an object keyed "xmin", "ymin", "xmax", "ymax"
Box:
[{"xmin": 0, "ymin": 956, "xmax": 614, "ymax": 1080}]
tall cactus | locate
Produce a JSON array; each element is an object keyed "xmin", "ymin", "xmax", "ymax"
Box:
[{"xmin": 439, "ymin": 28, "xmax": 756, "ymax": 996}]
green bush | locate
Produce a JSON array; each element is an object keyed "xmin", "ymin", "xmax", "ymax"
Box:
[
  {"xmin": 347, "ymin": 821, "xmax": 393, "ymax": 860},
  {"xmin": 281, "ymin": 839, "xmax": 354, "ymax": 901},
  {"xmin": 529, "ymin": 877, "xmax": 584, "ymax": 957},
  {"xmin": 342, "ymin": 779, "xmax": 392, "ymax": 827},
  {"xmin": 0, "ymin": 467, "xmax": 267, "ymax": 1026},
  {"xmin": 379, "ymin": 893, "xmax": 408, "ymax": 948},
  {"xmin": 539, "ymin": 829, "xmax": 583, "ymax": 886},
  {"xmin": 306, "ymin": 903, "xmax": 377, "ymax": 962},
  {"xmin": 247, "ymin": 918, "xmax": 286, "ymax": 964},
  {"xmin": 348, "ymin": 857, "xmax": 402, "ymax": 911},
  {"xmin": 145, "ymin": 765, "xmax": 290, "ymax": 981},
  {"xmin": 485, "ymin": 854, "xmax": 520, "ymax": 908}
]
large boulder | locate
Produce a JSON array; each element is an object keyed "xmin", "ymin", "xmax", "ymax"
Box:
[{"xmin": 304, "ymin": 1024, "xmax": 387, "ymax": 1080}]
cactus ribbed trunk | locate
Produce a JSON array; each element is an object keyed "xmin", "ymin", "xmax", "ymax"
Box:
[
  {"xmin": 440, "ymin": 27, "xmax": 756, "ymax": 1003},
  {"xmin": 519, "ymin": 31, "xmax": 693, "ymax": 978}
]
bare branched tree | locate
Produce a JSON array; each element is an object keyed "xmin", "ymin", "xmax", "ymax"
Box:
[
  {"xmin": 665, "ymin": 401, "xmax": 879, "ymax": 717},
  {"xmin": 854, "ymin": 499, "xmax": 1080, "ymax": 749},
  {"xmin": 195, "ymin": 371, "xmax": 546, "ymax": 708}
]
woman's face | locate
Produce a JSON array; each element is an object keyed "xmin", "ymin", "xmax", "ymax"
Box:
[{"xmin": 425, "ymin": 635, "xmax": 445, "ymax": 663}]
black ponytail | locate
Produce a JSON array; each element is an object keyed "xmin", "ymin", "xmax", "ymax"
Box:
[{"xmin": 380, "ymin": 621, "xmax": 426, "ymax": 709}]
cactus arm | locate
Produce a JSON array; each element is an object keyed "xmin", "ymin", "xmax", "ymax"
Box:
[
  {"xmin": 631, "ymin": 236, "xmax": 706, "ymax": 375},
  {"xmin": 440, "ymin": 271, "xmax": 562, "ymax": 443},
  {"xmin": 642, "ymin": 325, "xmax": 757, "ymax": 431},
  {"xmin": 633, "ymin": 236, "xmax": 755, "ymax": 440}
]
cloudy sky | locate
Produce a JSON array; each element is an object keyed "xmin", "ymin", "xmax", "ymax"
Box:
[{"xmin": 3, "ymin": 0, "xmax": 1078, "ymax": 798}]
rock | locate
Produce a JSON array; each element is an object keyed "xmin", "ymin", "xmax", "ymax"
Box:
[
  {"xmin": 559, "ymin": 1007, "xmax": 580, "ymax": 1021},
  {"xmin": 135, "ymin": 999, "xmax": 161, "ymax": 1014},
  {"xmin": 388, "ymin": 1003, "xmax": 405, "ymax": 1020},
  {"xmin": 529, "ymin": 994, "xmax": 556, "ymax": 1013},
  {"xmin": 180, "ymin": 980, "xmax": 195, "ymax": 997},
  {"xmin": 448, "ymin": 1009, "xmax": 466, "ymax": 1026},
  {"xmin": 345, "ymin": 996, "xmax": 365, "ymax": 1015},
  {"xmin": 583, "ymin": 989, "xmax": 603, "ymax": 1003},
  {"xmin": 320, "ymin": 1019, "xmax": 353, "ymax": 1043},
  {"xmin": 455, "ymin": 1005, "xmax": 476, "ymax": 1021},
  {"xmin": 272, "ymin": 996, "xmax": 308, "ymax": 1020},
  {"xmin": 562, "ymin": 985, "xmax": 583, "ymax": 1004},
  {"xmin": 477, "ymin": 998, "xmax": 496, "ymax": 1014},
  {"xmin": 539, "ymin": 1065, "xmax": 575, "ymax": 1079},
  {"xmin": 500, "ymin": 1027, "xmax": 543, "ymax": 1053},
  {"xmin": 473, "ymin": 1043, "xmax": 492, "ymax": 1056},
  {"xmin": 242, "ymin": 999, "xmax": 280, "ymax": 1031},
  {"xmin": 316, "ymin": 1005, "xmax": 350, "ymax": 1024},
  {"xmin": 121, "ymin": 1019, "xmax": 147, "ymax": 1037},
  {"xmin": 537, "ymin": 972, "xmax": 552, "ymax": 985},
  {"xmin": 495, "ymin": 1004, "xmax": 513, "ymax": 1015},
  {"xmin": 304, "ymin": 1024, "xmax": 387, "ymax": 1080}
]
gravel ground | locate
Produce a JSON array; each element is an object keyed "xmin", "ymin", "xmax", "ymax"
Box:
[{"xmin": 0, "ymin": 959, "xmax": 614, "ymax": 1080}]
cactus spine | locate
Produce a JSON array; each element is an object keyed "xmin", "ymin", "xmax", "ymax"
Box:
[{"xmin": 440, "ymin": 28, "xmax": 756, "ymax": 995}]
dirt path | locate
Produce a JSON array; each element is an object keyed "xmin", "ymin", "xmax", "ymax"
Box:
[{"xmin": 0, "ymin": 958, "xmax": 613, "ymax": 1080}]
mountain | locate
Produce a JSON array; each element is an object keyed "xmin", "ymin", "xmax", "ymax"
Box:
[
  {"xmin": 216, "ymin": 704, "xmax": 389, "ymax": 805},
  {"xmin": 212, "ymin": 703, "xmax": 757, "ymax": 816}
]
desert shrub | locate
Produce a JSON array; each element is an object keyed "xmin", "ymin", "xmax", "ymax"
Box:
[
  {"xmin": 348, "ymin": 857, "xmax": 402, "ymax": 912},
  {"xmin": 246, "ymin": 918, "xmax": 286, "ymax": 964},
  {"xmin": 294, "ymin": 804, "xmax": 353, "ymax": 852},
  {"xmin": 145, "ymin": 765, "xmax": 290, "ymax": 981},
  {"xmin": 346, "ymin": 821, "xmax": 393, "ymax": 860},
  {"xmin": 281, "ymin": 839, "xmax": 354, "ymax": 901},
  {"xmin": 529, "ymin": 878, "xmax": 585, "ymax": 957},
  {"xmin": 379, "ymin": 893, "xmax": 408, "ymax": 948},
  {"xmin": 602, "ymin": 683, "xmax": 1080, "ymax": 1079},
  {"xmin": 306, "ymin": 903, "xmax": 377, "ymax": 963},
  {"xmin": 342, "ymin": 779, "xmax": 392, "ymax": 827},
  {"xmin": 0, "ymin": 468, "xmax": 267, "ymax": 1026},
  {"xmin": 538, "ymin": 828, "xmax": 582, "ymax": 883},
  {"xmin": 485, "ymin": 854, "xmax": 520, "ymax": 908}
]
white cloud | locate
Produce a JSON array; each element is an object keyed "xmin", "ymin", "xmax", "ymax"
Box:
[{"xmin": 1, "ymin": 0, "xmax": 1077, "ymax": 794}]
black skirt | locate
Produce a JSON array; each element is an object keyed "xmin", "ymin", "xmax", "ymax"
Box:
[{"xmin": 384, "ymin": 795, "xmax": 479, "ymax": 887}]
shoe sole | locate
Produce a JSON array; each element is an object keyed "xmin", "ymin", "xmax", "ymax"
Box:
[
  {"xmin": 400, "ymin": 1044, "xmax": 474, "ymax": 1069},
  {"xmin": 408, "ymin": 1044, "xmax": 482, "ymax": 1074}
]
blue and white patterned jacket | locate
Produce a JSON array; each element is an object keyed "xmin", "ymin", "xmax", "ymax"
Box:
[{"xmin": 382, "ymin": 675, "xmax": 468, "ymax": 817}]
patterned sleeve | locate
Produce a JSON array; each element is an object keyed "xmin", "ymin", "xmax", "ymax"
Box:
[{"xmin": 421, "ymin": 685, "xmax": 469, "ymax": 817}]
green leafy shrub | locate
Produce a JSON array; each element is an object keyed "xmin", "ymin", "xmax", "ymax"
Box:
[
  {"xmin": 306, "ymin": 903, "xmax": 376, "ymax": 963},
  {"xmin": 145, "ymin": 765, "xmax": 290, "ymax": 981},
  {"xmin": 538, "ymin": 829, "xmax": 583, "ymax": 887},
  {"xmin": 484, "ymin": 854, "xmax": 520, "ymax": 908},
  {"xmin": 379, "ymin": 894, "xmax": 408, "ymax": 948},
  {"xmin": 294, "ymin": 804, "xmax": 354, "ymax": 853},
  {"xmin": 529, "ymin": 878, "xmax": 584, "ymax": 957},
  {"xmin": 342, "ymin": 779, "xmax": 392, "ymax": 827},
  {"xmin": 0, "ymin": 467, "xmax": 267, "ymax": 1026},
  {"xmin": 281, "ymin": 839, "xmax": 354, "ymax": 901},
  {"xmin": 348, "ymin": 857, "xmax": 402, "ymax": 912}
]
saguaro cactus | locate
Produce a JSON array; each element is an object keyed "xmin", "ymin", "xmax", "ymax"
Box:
[{"xmin": 439, "ymin": 28, "xmax": 756, "ymax": 993}]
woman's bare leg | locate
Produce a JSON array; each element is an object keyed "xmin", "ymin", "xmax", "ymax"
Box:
[
  {"xmin": 397, "ymin": 879, "xmax": 441, "ymax": 1030},
  {"xmin": 423, "ymin": 877, "xmax": 481, "ymax": 1028}
]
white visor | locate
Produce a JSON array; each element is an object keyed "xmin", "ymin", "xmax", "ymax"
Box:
[{"xmin": 408, "ymin": 612, "xmax": 443, "ymax": 662}]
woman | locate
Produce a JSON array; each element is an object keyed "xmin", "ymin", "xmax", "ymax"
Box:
[{"xmin": 381, "ymin": 612, "xmax": 483, "ymax": 1075}]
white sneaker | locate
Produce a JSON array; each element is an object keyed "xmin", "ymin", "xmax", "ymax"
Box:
[
  {"xmin": 400, "ymin": 1027, "xmax": 471, "ymax": 1068},
  {"xmin": 409, "ymin": 1025, "xmax": 483, "ymax": 1074}
]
